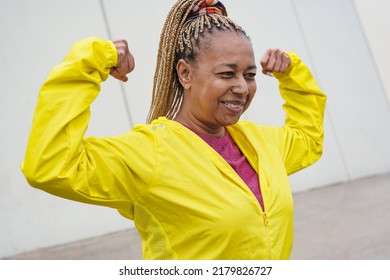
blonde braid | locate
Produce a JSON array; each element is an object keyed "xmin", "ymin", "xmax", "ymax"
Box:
[{"xmin": 147, "ymin": 0, "xmax": 247, "ymax": 123}]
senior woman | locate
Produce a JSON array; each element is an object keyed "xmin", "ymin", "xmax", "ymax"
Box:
[{"xmin": 22, "ymin": 0, "xmax": 326, "ymax": 260}]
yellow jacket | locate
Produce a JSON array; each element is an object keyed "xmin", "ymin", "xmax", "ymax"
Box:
[{"xmin": 22, "ymin": 37, "xmax": 326, "ymax": 260}]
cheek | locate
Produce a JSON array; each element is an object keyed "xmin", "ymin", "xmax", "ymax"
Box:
[
  {"xmin": 247, "ymin": 83, "xmax": 257, "ymax": 102},
  {"xmin": 251, "ymin": 80, "xmax": 257, "ymax": 92}
]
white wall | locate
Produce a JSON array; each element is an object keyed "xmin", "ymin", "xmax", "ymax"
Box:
[
  {"xmin": 354, "ymin": 0, "xmax": 390, "ymax": 104},
  {"xmin": 1, "ymin": 0, "xmax": 389, "ymax": 258}
]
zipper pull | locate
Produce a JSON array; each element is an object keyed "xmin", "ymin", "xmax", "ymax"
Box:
[{"xmin": 263, "ymin": 212, "xmax": 269, "ymax": 225}]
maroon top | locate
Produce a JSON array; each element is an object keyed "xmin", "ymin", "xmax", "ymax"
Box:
[{"xmin": 191, "ymin": 128, "xmax": 264, "ymax": 210}]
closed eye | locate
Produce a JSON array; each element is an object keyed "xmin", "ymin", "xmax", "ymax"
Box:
[{"xmin": 218, "ymin": 72, "xmax": 235, "ymax": 78}]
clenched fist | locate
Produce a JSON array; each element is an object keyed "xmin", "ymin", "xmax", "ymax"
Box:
[
  {"xmin": 110, "ymin": 39, "xmax": 135, "ymax": 82},
  {"xmin": 260, "ymin": 49, "xmax": 291, "ymax": 76}
]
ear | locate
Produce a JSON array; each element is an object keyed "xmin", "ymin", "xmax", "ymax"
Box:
[{"xmin": 176, "ymin": 59, "xmax": 193, "ymax": 90}]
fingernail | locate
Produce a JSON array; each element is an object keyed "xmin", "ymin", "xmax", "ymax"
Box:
[{"xmin": 266, "ymin": 71, "xmax": 274, "ymax": 77}]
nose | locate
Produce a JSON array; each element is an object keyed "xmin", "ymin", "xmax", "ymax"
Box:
[{"xmin": 232, "ymin": 76, "xmax": 249, "ymax": 96}]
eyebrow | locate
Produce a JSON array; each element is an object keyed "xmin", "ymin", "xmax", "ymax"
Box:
[{"xmin": 220, "ymin": 63, "xmax": 257, "ymax": 71}]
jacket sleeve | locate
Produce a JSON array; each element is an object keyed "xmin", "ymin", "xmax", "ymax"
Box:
[
  {"xmin": 21, "ymin": 37, "xmax": 152, "ymax": 212},
  {"xmin": 273, "ymin": 52, "xmax": 327, "ymax": 175}
]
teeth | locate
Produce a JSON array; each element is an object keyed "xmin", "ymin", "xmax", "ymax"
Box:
[{"xmin": 223, "ymin": 102, "xmax": 242, "ymax": 109}]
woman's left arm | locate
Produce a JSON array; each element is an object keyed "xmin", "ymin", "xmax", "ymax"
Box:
[{"xmin": 261, "ymin": 49, "xmax": 327, "ymax": 175}]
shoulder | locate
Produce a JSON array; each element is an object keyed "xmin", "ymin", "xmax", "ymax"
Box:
[{"xmin": 101, "ymin": 117, "xmax": 184, "ymax": 146}]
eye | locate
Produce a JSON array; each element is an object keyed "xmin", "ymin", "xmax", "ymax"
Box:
[
  {"xmin": 245, "ymin": 72, "xmax": 257, "ymax": 79},
  {"xmin": 218, "ymin": 71, "xmax": 235, "ymax": 78}
]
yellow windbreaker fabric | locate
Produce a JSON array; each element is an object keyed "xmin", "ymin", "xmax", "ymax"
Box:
[{"xmin": 21, "ymin": 37, "xmax": 326, "ymax": 260}]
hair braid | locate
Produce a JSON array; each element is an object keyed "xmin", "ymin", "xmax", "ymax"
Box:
[{"xmin": 147, "ymin": 0, "xmax": 247, "ymax": 123}]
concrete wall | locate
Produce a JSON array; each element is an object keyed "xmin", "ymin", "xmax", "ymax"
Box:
[{"xmin": 1, "ymin": 0, "xmax": 389, "ymax": 258}]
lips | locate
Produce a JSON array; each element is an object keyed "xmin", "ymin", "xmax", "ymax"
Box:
[{"xmin": 221, "ymin": 101, "xmax": 245, "ymax": 112}]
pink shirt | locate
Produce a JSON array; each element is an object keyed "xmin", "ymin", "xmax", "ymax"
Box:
[{"xmin": 192, "ymin": 129, "xmax": 264, "ymax": 210}]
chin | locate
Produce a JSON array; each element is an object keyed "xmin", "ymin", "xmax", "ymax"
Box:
[{"xmin": 221, "ymin": 116, "xmax": 241, "ymax": 127}]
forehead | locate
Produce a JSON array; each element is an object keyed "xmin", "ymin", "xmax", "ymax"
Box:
[{"xmin": 197, "ymin": 31, "xmax": 255, "ymax": 64}]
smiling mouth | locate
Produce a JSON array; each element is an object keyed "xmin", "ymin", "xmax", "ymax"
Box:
[{"xmin": 222, "ymin": 101, "xmax": 245, "ymax": 112}]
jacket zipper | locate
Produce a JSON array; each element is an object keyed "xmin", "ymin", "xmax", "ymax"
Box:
[{"xmin": 263, "ymin": 211, "xmax": 271, "ymax": 259}]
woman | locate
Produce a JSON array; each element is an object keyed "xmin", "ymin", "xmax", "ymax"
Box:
[{"xmin": 22, "ymin": 0, "xmax": 326, "ymax": 259}]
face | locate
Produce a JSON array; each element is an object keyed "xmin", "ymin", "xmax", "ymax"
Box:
[{"xmin": 176, "ymin": 31, "xmax": 257, "ymax": 135}]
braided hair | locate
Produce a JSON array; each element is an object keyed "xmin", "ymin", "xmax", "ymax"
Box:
[{"xmin": 147, "ymin": 0, "xmax": 248, "ymax": 123}]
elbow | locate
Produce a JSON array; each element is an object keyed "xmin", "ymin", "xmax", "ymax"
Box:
[
  {"xmin": 21, "ymin": 158, "xmax": 60, "ymax": 190},
  {"xmin": 21, "ymin": 160, "xmax": 46, "ymax": 189}
]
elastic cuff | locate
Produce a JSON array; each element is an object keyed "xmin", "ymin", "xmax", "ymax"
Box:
[{"xmin": 106, "ymin": 40, "xmax": 118, "ymax": 68}]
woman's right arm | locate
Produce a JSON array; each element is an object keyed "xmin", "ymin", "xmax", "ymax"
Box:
[{"xmin": 21, "ymin": 37, "xmax": 151, "ymax": 212}]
